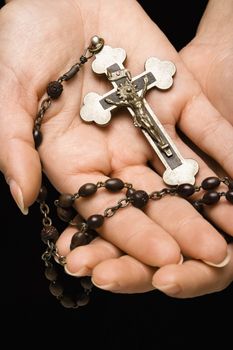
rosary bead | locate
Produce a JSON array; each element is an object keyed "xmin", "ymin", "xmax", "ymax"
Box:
[
  {"xmin": 202, "ymin": 191, "xmax": 220, "ymax": 205},
  {"xmin": 78, "ymin": 183, "xmax": 97, "ymax": 197},
  {"xmin": 126, "ymin": 188, "xmax": 136, "ymax": 197},
  {"xmin": 91, "ymin": 35, "xmax": 101, "ymax": 47},
  {"xmin": 80, "ymin": 277, "xmax": 93, "ymax": 290},
  {"xmin": 77, "ymin": 293, "xmax": 90, "ymax": 307},
  {"xmin": 49, "ymin": 281, "xmax": 63, "ymax": 297},
  {"xmin": 201, "ymin": 177, "xmax": 220, "ymax": 190},
  {"xmin": 105, "ymin": 178, "xmax": 125, "ymax": 192},
  {"xmin": 57, "ymin": 206, "xmax": 75, "ymax": 222},
  {"xmin": 44, "ymin": 265, "xmax": 58, "ymax": 281},
  {"xmin": 177, "ymin": 183, "xmax": 195, "ymax": 197},
  {"xmin": 192, "ymin": 200, "xmax": 204, "ymax": 213},
  {"xmin": 60, "ymin": 295, "xmax": 76, "ymax": 308},
  {"xmin": 62, "ymin": 63, "xmax": 80, "ymax": 81},
  {"xmin": 87, "ymin": 214, "xmax": 104, "ymax": 229},
  {"xmin": 33, "ymin": 129, "xmax": 42, "ymax": 148},
  {"xmin": 70, "ymin": 213, "xmax": 85, "ymax": 226},
  {"xmin": 37, "ymin": 186, "xmax": 48, "ymax": 203},
  {"xmin": 130, "ymin": 190, "xmax": 149, "ymax": 209},
  {"xmin": 80, "ymin": 55, "xmax": 88, "ymax": 64},
  {"xmin": 226, "ymin": 190, "xmax": 233, "ymax": 203},
  {"xmin": 46, "ymin": 81, "xmax": 63, "ymax": 99},
  {"xmin": 41, "ymin": 225, "xmax": 59, "ymax": 243},
  {"xmin": 70, "ymin": 231, "xmax": 88, "ymax": 250},
  {"xmin": 58, "ymin": 193, "xmax": 74, "ymax": 208}
]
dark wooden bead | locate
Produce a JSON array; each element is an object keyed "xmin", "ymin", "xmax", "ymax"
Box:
[
  {"xmin": 33, "ymin": 129, "xmax": 42, "ymax": 148},
  {"xmin": 126, "ymin": 188, "xmax": 136, "ymax": 197},
  {"xmin": 131, "ymin": 190, "xmax": 149, "ymax": 209},
  {"xmin": 70, "ymin": 231, "xmax": 88, "ymax": 250},
  {"xmin": 226, "ymin": 191, "xmax": 233, "ymax": 203},
  {"xmin": 192, "ymin": 200, "xmax": 204, "ymax": 213},
  {"xmin": 177, "ymin": 184, "xmax": 195, "ymax": 197},
  {"xmin": 58, "ymin": 193, "xmax": 74, "ymax": 208},
  {"xmin": 46, "ymin": 81, "xmax": 63, "ymax": 99},
  {"xmin": 87, "ymin": 214, "xmax": 104, "ymax": 229},
  {"xmin": 49, "ymin": 281, "xmax": 63, "ymax": 297},
  {"xmin": 63, "ymin": 63, "xmax": 80, "ymax": 81},
  {"xmin": 202, "ymin": 191, "xmax": 220, "ymax": 205},
  {"xmin": 80, "ymin": 55, "xmax": 88, "ymax": 64},
  {"xmin": 85, "ymin": 229, "xmax": 97, "ymax": 243},
  {"xmin": 70, "ymin": 213, "xmax": 85, "ymax": 226},
  {"xmin": 105, "ymin": 178, "xmax": 125, "ymax": 192},
  {"xmin": 44, "ymin": 266, "xmax": 58, "ymax": 281},
  {"xmin": 80, "ymin": 277, "xmax": 93, "ymax": 290},
  {"xmin": 60, "ymin": 295, "xmax": 76, "ymax": 308},
  {"xmin": 228, "ymin": 180, "xmax": 233, "ymax": 190},
  {"xmin": 201, "ymin": 177, "xmax": 220, "ymax": 190},
  {"xmin": 41, "ymin": 225, "xmax": 59, "ymax": 242},
  {"xmin": 77, "ymin": 293, "xmax": 90, "ymax": 306},
  {"xmin": 78, "ymin": 183, "xmax": 97, "ymax": 197},
  {"xmin": 37, "ymin": 186, "xmax": 48, "ymax": 203},
  {"xmin": 57, "ymin": 206, "xmax": 75, "ymax": 222}
]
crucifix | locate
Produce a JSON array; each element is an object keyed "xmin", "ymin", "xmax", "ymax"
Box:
[{"xmin": 80, "ymin": 40, "xmax": 198, "ymax": 186}]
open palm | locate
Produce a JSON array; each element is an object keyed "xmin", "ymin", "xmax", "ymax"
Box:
[{"xmin": 1, "ymin": 0, "xmax": 233, "ymax": 297}]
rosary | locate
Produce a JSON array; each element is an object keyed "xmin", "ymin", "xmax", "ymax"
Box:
[{"xmin": 34, "ymin": 36, "xmax": 233, "ymax": 308}]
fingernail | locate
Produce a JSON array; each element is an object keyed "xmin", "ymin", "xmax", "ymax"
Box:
[
  {"xmin": 153, "ymin": 283, "xmax": 181, "ymax": 295},
  {"xmin": 65, "ymin": 265, "xmax": 91, "ymax": 277},
  {"xmin": 8, "ymin": 179, "xmax": 28, "ymax": 215},
  {"xmin": 203, "ymin": 247, "xmax": 231, "ymax": 268},
  {"xmin": 91, "ymin": 279, "xmax": 119, "ymax": 291},
  {"xmin": 178, "ymin": 254, "xmax": 184, "ymax": 265}
]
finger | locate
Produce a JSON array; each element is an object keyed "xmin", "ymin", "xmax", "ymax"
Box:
[
  {"xmin": 0, "ymin": 105, "xmax": 41, "ymax": 213},
  {"xmin": 92, "ymin": 255, "xmax": 155, "ymax": 293},
  {"xmin": 115, "ymin": 165, "xmax": 229, "ymax": 266},
  {"xmin": 51, "ymin": 172, "xmax": 182, "ymax": 267},
  {"xmin": 152, "ymin": 244, "xmax": 233, "ymax": 298},
  {"xmin": 56, "ymin": 226, "xmax": 122, "ymax": 276},
  {"xmin": 179, "ymin": 92, "xmax": 233, "ymax": 176}
]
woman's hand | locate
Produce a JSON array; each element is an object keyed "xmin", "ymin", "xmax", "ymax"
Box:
[{"xmin": 0, "ymin": 0, "xmax": 232, "ymax": 295}]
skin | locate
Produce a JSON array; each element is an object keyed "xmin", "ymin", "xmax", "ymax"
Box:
[{"xmin": 1, "ymin": 0, "xmax": 233, "ymax": 297}]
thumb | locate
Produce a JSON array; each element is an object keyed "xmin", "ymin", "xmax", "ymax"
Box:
[{"xmin": 0, "ymin": 107, "xmax": 41, "ymax": 214}]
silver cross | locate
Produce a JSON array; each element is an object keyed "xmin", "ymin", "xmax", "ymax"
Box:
[{"xmin": 80, "ymin": 44, "xmax": 198, "ymax": 185}]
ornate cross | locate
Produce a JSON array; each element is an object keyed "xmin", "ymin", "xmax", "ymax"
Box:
[{"xmin": 80, "ymin": 43, "xmax": 198, "ymax": 185}]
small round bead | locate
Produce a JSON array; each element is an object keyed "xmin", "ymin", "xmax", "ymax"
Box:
[
  {"xmin": 70, "ymin": 231, "xmax": 88, "ymax": 250},
  {"xmin": 78, "ymin": 183, "xmax": 97, "ymax": 197},
  {"xmin": 201, "ymin": 177, "xmax": 220, "ymax": 190},
  {"xmin": 85, "ymin": 229, "xmax": 97, "ymax": 243},
  {"xmin": 41, "ymin": 225, "xmax": 59, "ymax": 242},
  {"xmin": 130, "ymin": 190, "xmax": 149, "ymax": 209},
  {"xmin": 49, "ymin": 281, "xmax": 63, "ymax": 297},
  {"xmin": 37, "ymin": 186, "xmax": 48, "ymax": 203},
  {"xmin": 44, "ymin": 266, "xmax": 58, "ymax": 281},
  {"xmin": 60, "ymin": 295, "xmax": 76, "ymax": 308},
  {"xmin": 80, "ymin": 55, "xmax": 88, "ymax": 64},
  {"xmin": 80, "ymin": 277, "xmax": 93, "ymax": 290},
  {"xmin": 226, "ymin": 190, "xmax": 233, "ymax": 203},
  {"xmin": 77, "ymin": 293, "xmax": 90, "ymax": 307},
  {"xmin": 86, "ymin": 214, "xmax": 104, "ymax": 229},
  {"xmin": 91, "ymin": 35, "xmax": 101, "ymax": 46},
  {"xmin": 202, "ymin": 191, "xmax": 220, "ymax": 205},
  {"xmin": 105, "ymin": 178, "xmax": 125, "ymax": 192},
  {"xmin": 126, "ymin": 188, "xmax": 136, "ymax": 198},
  {"xmin": 33, "ymin": 129, "xmax": 42, "ymax": 148},
  {"xmin": 57, "ymin": 207, "xmax": 75, "ymax": 222},
  {"xmin": 177, "ymin": 184, "xmax": 195, "ymax": 197},
  {"xmin": 58, "ymin": 193, "xmax": 74, "ymax": 208},
  {"xmin": 47, "ymin": 81, "xmax": 63, "ymax": 99},
  {"xmin": 192, "ymin": 200, "xmax": 204, "ymax": 213}
]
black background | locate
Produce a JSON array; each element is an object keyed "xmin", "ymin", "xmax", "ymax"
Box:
[{"xmin": 0, "ymin": 0, "xmax": 231, "ymax": 347}]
